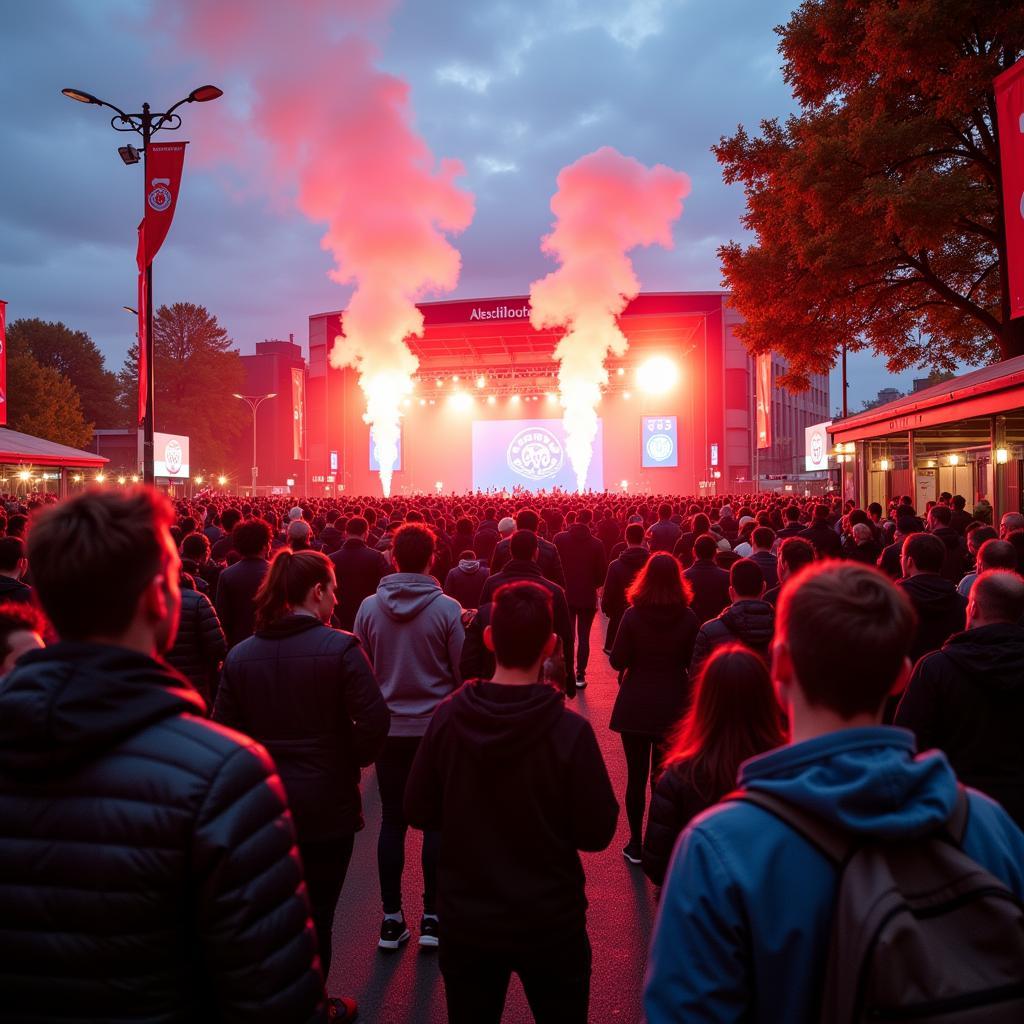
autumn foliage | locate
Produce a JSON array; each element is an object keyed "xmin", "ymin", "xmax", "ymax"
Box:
[{"xmin": 715, "ymin": 0, "xmax": 1024, "ymax": 390}]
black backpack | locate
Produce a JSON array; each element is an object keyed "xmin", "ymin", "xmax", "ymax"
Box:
[{"xmin": 733, "ymin": 787, "xmax": 1024, "ymax": 1023}]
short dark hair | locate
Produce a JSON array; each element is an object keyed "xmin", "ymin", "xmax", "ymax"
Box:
[
  {"xmin": 971, "ymin": 570, "xmax": 1024, "ymax": 624},
  {"xmin": 730, "ymin": 558, "xmax": 764, "ymax": 598},
  {"xmin": 233, "ymin": 519, "xmax": 272, "ymax": 558},
  {"xmin": 751, "ymin": 526, "xmax": 775, "ymax": 550},
  {"xmin": 780, "ymin": 562, "xmax": 915, "ymax": 719},
  {"xmin": 221, "ymin": 507, "xmax": 242, "ymax": 533},
  {"xmin": 930, "ymin": 504, "xmax": 952, "ymax": 526},
  {"xmin": 625, "ymin": 523, "xmax": 645, "ymax": 545},
  {"xmin": 902, "ymin": 533, "xmax": 945, "ymax": 574},
  {"xmin": 784, "ymin": 505, "xmax": 801, "ymax": 522},
  {"xmin": 694, "ymin": 535, "xmax": 718, "ymax": 560},
  {"xmin": 28, "ymin": 489, "xmax": 173, "ymax": 641},
  {"xmin": 0, "ymin": 601, "xmax": 45, "ymax": 662},
  {"xmin": 7, "ymin": 514, "xmax": 28, "ymax": 537},
  {"xmin": 977, "ymin": 538, "xmax": 1018, "ymax": 571},
  {"xmin": 658, "ymin": 503, "xmax": 672, "ymax": 519},
  {"xmin": 515, "ymin": 508, "xmax": 540, "ymax": 532},
  {"xmin": 346, "ymin": 515, "xmax": 368, "ymax": 537},
  {"xmin": 577, "ymin": 508, "xmax": 593, "ymax": 525},
  {"xmin": 509, "ymin": 529, "xmax": 538, "ymax": 561},
  {"xmin": 392, "ymin": 523, "xmax": 435, "ymax": 573},
  {"xmin": 0, "ymin": 536, "xmax": 26, "ymax": 573},
  {"xmin": 779, "ymin": 536, "xmax": 815, "ymax": 574},
  {"xmin": 489, "ymin": 582, "xmax": 553, "ymax": 669},
  {"xmin": 181, "ymin": 533, "xmax": 210, "ymax": 562}
]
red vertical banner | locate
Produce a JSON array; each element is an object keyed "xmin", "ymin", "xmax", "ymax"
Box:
[
  {"xmin": 143, "ymin": 142, "xmax": 188, "ymax": 266},
  {"xmin": 996, "ymin": 59, "xmax": 1024, "ymax": 320},
  {"xmin": 291, "ymin": 367, "xmax": 305, "ymax": 460},
  {"xmin": 0, "ymin": 299, "xmax": 7, "ymax": 426},
  {"xmin": 756, "ymin": 352, "xmax": 772, "ymax": 449},
  {"xmin": 136, "ymin": 222, "xmax": 147, "ymax": 426}
]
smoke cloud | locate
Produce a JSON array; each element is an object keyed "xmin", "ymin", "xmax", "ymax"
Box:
[
  {"xmin": 529, "ymin": 147, "xmax": 690, "ymax": 491},
  {"xmin": 166, "ymin": 0, "xmax": 474, "ymax": 496}
]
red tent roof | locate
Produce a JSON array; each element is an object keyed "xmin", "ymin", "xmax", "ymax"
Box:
[{"xmin": 0, "ymin": 427, "xmax": 108, "ymax": 468}]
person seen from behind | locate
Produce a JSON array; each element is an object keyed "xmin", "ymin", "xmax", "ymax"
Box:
[
  {"xmin": 215, "ymin": 517, "xmax": 272, "ymax": 648},
  {"xmin": 0, "ymin": 601, "xmax": 45, "ymax": 677},
  {"xmin": 609, "ymin": 553, "xmax": 699, "ymax": 865},
  {"xmin": 644, "ymin": 561, "xmax": 1024, "ymax": 1024},
  {"xmin": 405, "ymin": 581, "xmax": 618, "ymax": 1024},
  {"xmin": 0, "ymin": 489, "xmax": 324, "ymax": 1022}
]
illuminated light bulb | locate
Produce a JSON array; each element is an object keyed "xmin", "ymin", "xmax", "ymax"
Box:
[
  {"xmin": 623, "ymin": 391, "xmax": 632, "ymax": 400},
  {"xmin": 476, "ymin": 376, "xmax": 486, "ymax": 389},
  {"xmin": 620, "ymin": 479, "xmax": 628, "ymax": 490},
  {"xmin": 194, "ymin": 475, "xmax": 204, "ymax": 485},
  {"xmin": 996, "ymin": 448, "xmax": 1009, "ymax": 465},
  {"xmin": 130, "ymin": 474, "xmax": 139, "ymax": 483},
  {"xmin": 616, "ymin": 367, "xmax": 625, "ymax": 377},
  {"xmin": 18, "ymin": 470, "xmax": 31, "ymax": 482},
  {"xmin": 117, "ymin": 476, "xmax": 127, "ymax": 485},
  {"xmin": 450, "ymin": 391, "xmax": 474, "ymax": 412},
  {"xmin": 217, "ymin": 475, "xmax": 228, "ymax": 486},
  {"xmin": 510, "ymin": 394, "xmax": 521, "ymax": 404},
  {"xmin": 452, "ymin": 375, "xmax": 460, "ymax": 383},
  {"xmin": 879, "ymin": 459, "xmax": 890, "ymax": 472},
  {"xmin": 95, "ymin": 473, "xmax": 106, "ymax": 483},
  {"xmin": 546, "ymin": 392, "xmax": 556, "ymax": 402},
  {"xmin": 636, "ymin": 356, "xmax": 679, "ymax": 395},
  {"xmin": 487, "ymin": 395, "xmax": 496, "ymax": 406},
  {"xmin": 435, "ymin": 378, "xmax": 443, "ymax": 387},
  {"xmin": 948, "ymin": 453, "xmax": 960, "ymax": 466},
  {"xmin": 418, "ymin": 398, "xmax": 426, "ymax": 407}
]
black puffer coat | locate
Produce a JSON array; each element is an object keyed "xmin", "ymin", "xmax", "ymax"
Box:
[
  {"xmin": 214, "ymin": 614, "xmax": 390, "ymax": 839},
  {"xmin": 690, "ymin": 598, "xmax": 775, "ymax": 675},
  {"xmin": 0, "ymin": 643, "xmax": 324, "ymax": 1023},
  {"xmin": 166, "ymin": 584, "xmax": 226, "ymax": 702},
  {"xmin": 609, "ymin": 604, "xmax": 699, "ymax": 736}
]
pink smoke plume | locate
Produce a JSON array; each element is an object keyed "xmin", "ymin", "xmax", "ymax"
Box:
[
  {"xmin": 165, "ymin": 0, "xmax": 474, "ymax": 496},
  {"xmin": 530, "ymin": 147, "xmax": 690, "ymax": 491}
]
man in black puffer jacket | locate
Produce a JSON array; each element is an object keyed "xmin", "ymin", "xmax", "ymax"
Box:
[
  {"xmin": 166, "ymin": 572, "xmax": 227, "ymax": 705},
  {"xmin": 600, "ymin": 523, "xmax": 649, "ymax": 651},
  {"xmin": 690, "ymin": 559, "xmax": 774, "ymax": 675},
  {"xmin": 0, "ymin": 489, "xmax": 324, "ymax": 1023}
]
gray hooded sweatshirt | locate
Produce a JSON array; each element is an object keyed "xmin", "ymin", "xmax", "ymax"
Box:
[{"xmin": 354, "ymin": 573, "xmax": 464, "ymax": 737}]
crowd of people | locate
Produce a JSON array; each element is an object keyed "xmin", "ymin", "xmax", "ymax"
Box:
[{"xmin": 1, "ymin": 484, "xmax": 1023, "ymax": 1022}]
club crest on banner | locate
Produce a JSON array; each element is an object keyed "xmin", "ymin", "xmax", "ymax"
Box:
[
  {"xmin": 164, "ymin": 438, "xmax": 183, "ymax": 475},
  {"xmin": 507, "ymin": 427, "xmax": 564, "ymax": 481},
  {"xmin": 646, "ymin": 433, "xmax": 674, "ymax": 463},
  {"xmin": 148, "ymin": 178, "xmax": 173, "ymax": 212}
]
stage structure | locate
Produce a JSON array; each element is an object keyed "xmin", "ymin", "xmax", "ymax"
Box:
[{"xmin": 307, "ymin": 292, "xmax": 829, "ymax": 495}]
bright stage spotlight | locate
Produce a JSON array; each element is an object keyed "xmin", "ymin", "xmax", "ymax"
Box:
[
  {"xmin": 450, "ymin": 391, "xmax": 474, "ymax": 412},
  {"xmin": 510, "ymin": 394, "xmax": 521, "ymax": 405},
  {"xmin": 487, "ymin": 395, "xmax": 496, "ymax": 406},
  {"xmin": 476, "ymin": 376, "xmax": 486, "ymax": 389},
  {"xmin": 636, "ymin": 356, "xmax": 679, "ymax": 394}
]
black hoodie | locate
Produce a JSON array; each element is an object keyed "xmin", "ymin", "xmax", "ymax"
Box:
[
  {"xmin": 896, "ymin": 572, "xmax": 967, "ymax": 662},
  {"xmin": 404, "ymin": 680, "xmax": 618, "ymax": 948},
  {"xmin": 0, "ymin": 643, "xmax": 324, "ymax": 1022},
  {"xmin": 896, "ymin": 623, "xmax": 1024, "ymax": 828}
]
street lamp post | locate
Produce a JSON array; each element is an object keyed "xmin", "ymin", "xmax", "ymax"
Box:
[
  {"xmin": 63, "ymin": 84, "xmax": 222, "ymax": 485},
  {"xmin": 233, "ymin": 393, "xmax": 277, "ymax": 496}
]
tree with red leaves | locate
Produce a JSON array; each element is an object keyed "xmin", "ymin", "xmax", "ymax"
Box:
[{"xmin": 715, "ymin": 1, "xmax": 1024, "ymax": 389}]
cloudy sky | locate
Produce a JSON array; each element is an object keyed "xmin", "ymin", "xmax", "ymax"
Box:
[{"xmin": 1, "ymin": 0, "xmax": 928, "ymax": 412}]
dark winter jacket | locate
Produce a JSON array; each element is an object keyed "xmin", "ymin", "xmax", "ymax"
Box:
[
  {"xmin": 0, "ymin": 574, "xmax": 33, "ymax": 605},
  {"xmin": 844, "ymin": 537, "xmax": 882, "ymax": 565},
  {"xmin": 609, "ymin": 604, "xmax": 700, "ymax": 736},
  {"xmin": 748, "ymin": 550, "xmax": 779, "ymax": 590},
  {"xmin": 798, "ymin": 520, "xmax": 842, "ymax": 558},
  {"xmin": 472, "ymin": 520, "xmax": 501, "ymax": 563},
  {"xmin": 647, "ymin": 519, "xmax": 682, "ymax": 554},
  {"xmin": 554, "ymin": 522, "xmax": 607, "ymax": 609},
  {"xmin": 601, "ymin": 546, "xmax": 650, "ymax": 645},
  {"xmin": 215, "ymin": 555, "xmax": 269, "ymax": 648},
  {"xmin": 444, "ymin": 558, "xmax": 490, "ymax": 610},
  {"xmin": 490, "ymin": 533, "xmax": 566, "ymax": 586},
  {"xmin": 317, "ymin": 524, "xmax": 345, "ymax": 555},
  {"xmin": 896, "ymin": 623, "xmax": 1024, "ymax": 829},
  {"xmin": 330, "ymin": 537, "xmax": 390, "ymax": 632},
  {"xmin": 877, "ymin": 538, "xmax": 903, "ymax": 579},
  {"xmin": 690, "ymin": 598, "xmax": 775, "ymax": 675},
  {"xmin": 896, "ymin": 572, "xmax": 967, "ymax": 663},
  {"xmin": 683, "ymin": 558, "xmax": 732, "ymax": 625},
  {"xmin": 932, "ymin": 525, "xmax": 966, "ymax": 583},
  {"xmin": 597, "ymin": 516, "xmax": 622, "ymax": 556},
  {"xmin": 479, "ymin": 560, "xmax": 576, "ymax": 692},
  {"xmin": 404, "ymin": 680, "xmax": 618, "ymax": 948},
  {"xmin": 166, "ymin": 585, "xmax": 226, "ymax": 703},
  {"xmin": 214, "ymin": 614, "xmax": 389, "ymax": 839},
  {"xmin": 0, "ymin": 643, "xmax": 323, "ymax": 1023},
  {"xmin": 642, "ymin": 759, "xmax": 720, "ymax": 886}
]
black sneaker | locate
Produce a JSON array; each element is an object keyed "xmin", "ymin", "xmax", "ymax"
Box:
[
  {"xmin": 378, "ymin": 916, "xmax": 410, "ymax": 950},
  {"xmin": 622, "ymin": 842, "xmax": 642, "ymax": 865},
  {"xmin": 419, "ymin": 915, "xmax": 439, "ymax": 948}
]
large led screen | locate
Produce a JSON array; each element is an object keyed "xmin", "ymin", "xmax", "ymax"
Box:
[
  {"xmin": 805, "ymin": 421, "xmax": 832, "ymax": 472},
  {"xmin": 641, "ymin": 416, "xmax": 679, "ymax": 468},
  {"xmin": 472, "ymin": 419, "xmax": 604, "ymax": 491},
  {"xmin": 369, "ymin": 427, "xmax": 403, "ymax": 472},
  {"xmin": 154, "ymin": 431, "xmax": 190, "ymax": 479}
]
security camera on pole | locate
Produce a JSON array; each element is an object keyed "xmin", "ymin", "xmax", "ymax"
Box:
[{"xmin": 62, "ymin": 85, "xmax": 222, "ymax": 484}]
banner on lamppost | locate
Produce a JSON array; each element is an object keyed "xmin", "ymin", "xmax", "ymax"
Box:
[
  {"xmin": 0, "ymin": 298, "xmax": 7, "ymax": 426},
  {"xmin": 755, "ymin": 352, "xmax": 772, "ymax": 449},
  {"xmin": 142, "ymin": 142, "xmax": 188, "ymax": 266},
  {"xmin": 291, "ymin": 367, "xmax": 305, "ymax": 460},
  {"xmin": 996, "ymin": 59, "xmax": 1024, "ymax": 320}
]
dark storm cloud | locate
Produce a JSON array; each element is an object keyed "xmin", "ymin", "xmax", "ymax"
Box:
[{"xmin": 0, "ymin": 0, "xmax": 915, "ymax": 406}]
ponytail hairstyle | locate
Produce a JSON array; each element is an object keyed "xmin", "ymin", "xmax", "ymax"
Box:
[{"xmin": 254, "ymin": 548, "xmax": 334, "ymax": 632}]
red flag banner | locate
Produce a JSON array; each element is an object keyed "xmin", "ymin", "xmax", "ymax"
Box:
[
  {"xmin": 291, "ymin": 367, "xmax": 305, "ymax": 461},
  {"xmin": 136, "ymin": 221, "xmax": 147, "ymax": 426},
  {"xmin": 0, "ymin": 299, "xmax": 8, "ymax": 426},
  {"xmin": 142, "ymin": 141, "xmax": 187, "ymax": 267},
  {"xmin": 996, "ymin": 59, "xmax": 1024, "ymax": 320},
  {"xmin": 756, "ymin": 352, "xmax": 772, "ymax": 449}
]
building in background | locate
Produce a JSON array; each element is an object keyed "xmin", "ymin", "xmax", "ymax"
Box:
[
  {"xmin": 307, "ymin": 293, "xmax": 829, "ymax": 495},
  {"xmin": 239, "ymin": 338, "xmax": 308, "ymax": 493}
]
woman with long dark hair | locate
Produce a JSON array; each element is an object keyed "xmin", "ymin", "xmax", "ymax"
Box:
[
  {"xmin": 609, "ymin": 553, "xmax": 700, "ymax": 865},
  {"xmin": 641, "ymin": 643, "xmax": 787, "ymax": 886},
  {"xmin": 214, "ymin": 548, "xmax": 389, "ymax": 1022}
]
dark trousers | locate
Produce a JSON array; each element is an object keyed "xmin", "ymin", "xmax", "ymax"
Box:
[
  {"xmin": 440, "ymin": 931, "xmax": 592, "ymax": 1024},
  {"xmin": 299, "ymin": 834, "xmax": 355, "ymax": 976},
  {"xmin": 621, "ymin": 733, "xmax": 662, "ymax": 846},
  {"xmin": 568, "ymin": 606, "xmax": 597, "ymax": 674},
  {"xmin": 376, "ymin": 735, "xmax": 440, "ymax": 915}
]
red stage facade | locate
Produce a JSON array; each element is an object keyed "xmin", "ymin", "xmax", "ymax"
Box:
[{"xmin": 307, "ymin": 292, "xmax": 828, "ymax": 495}]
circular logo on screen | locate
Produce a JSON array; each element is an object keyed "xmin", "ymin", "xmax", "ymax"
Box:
[
  {"xmin": 148, "ymin": 185, "xmax": 172, "ymax": 212},
  {"xmin": 164, "ymin": 438, "xmax": 182, "ymax": 475},
  {"xmin": 646, "ymin": 433, "xmax": 674, "ymax": 463},
  {"xmin": 809, "ymin": 430, "xmax": 825, "ymax": 467},
  {"xmin": 507, "ymin": 427, "xmax": 564, "ymax": 481}
]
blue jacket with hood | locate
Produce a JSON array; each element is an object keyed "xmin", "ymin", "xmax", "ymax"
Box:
[{"xmin": 644, "ymin": 727, "xmax": 1024, "ymax": 1024}]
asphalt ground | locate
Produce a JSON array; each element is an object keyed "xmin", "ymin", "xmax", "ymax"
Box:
[{"xmin": 326, "ymin": 610, "xmax": 659, "ymax": 1023}]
